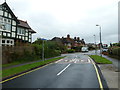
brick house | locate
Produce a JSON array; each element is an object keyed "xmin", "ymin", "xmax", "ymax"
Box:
[{"xmin": 52, "ymin": 34, "xmax": 85, "ymax": 49}]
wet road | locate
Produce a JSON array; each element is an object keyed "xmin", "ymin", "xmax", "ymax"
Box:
[{"xmin": 3, "ymin": 53, "xmax": 101, "ymax": 89}]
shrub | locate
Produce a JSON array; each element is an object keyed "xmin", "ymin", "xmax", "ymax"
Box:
[
  {"xmin": 112, "ymin": 47, "xmax": 120, "ymax": 56},
  {"xmin": 67, "ymin": 49, "xmax": 75, "ymax": 53},
  {"xmin": 72, "ymin": 46, "xmax": 82, "ymax": 52}
]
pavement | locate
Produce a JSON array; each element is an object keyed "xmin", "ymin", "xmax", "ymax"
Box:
[
  {"xmin": 2, "ymin": 53, "xmax": 104, "ymax": 89},
  {"xmin": 98, "ymin": 64, "xmax": 119, "ymax": 89},
  {"xmin": 85, "ymin": 50, "xmax": 119, "ymax": 89}
]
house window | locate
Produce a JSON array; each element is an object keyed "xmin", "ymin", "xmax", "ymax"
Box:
[
  {"xmin": 12, "ymin": 26, "xmax": 16, "ymax": 31},
  {"xmin": 25, "ymin": 37, "xmax": 28, "ymax": 40},
  {"xmin": 12, "ymin": 20, "xmax": 16, "ymax": 25},
  {"xmin": 8, "ymin": 19, "xmax": 11, "ymax": 24},
  {"xmin": 3, "ymin": 32, "xmax": 6, "ymax": 36},
  {"xmin": 7, "ymin": 40, "xmax": 9, "ymax": 43},
  {"xmin": 17, "ymin": 27, "xmax": 25, "ymax": 35},
  {"xmin": 4, "ymin": 12, "xmax": 8, "ymax": 17},
  {"xmin": 4, "ymin": 24, "xmax": 11, "ymax": 31},
  {"xmin": 8, "ymin": 14, "xmax": 12, "ymax": 18},
  {"xmin": 0, "ymin": 5, "xmax": 2, "ymax": 10},
  {"xmin": 7, "ymin": 33, "xmax": 10, "ymax": 37},
  {"xmin": 11, "ymin": 41, "xmax": 13, "ymax": 44},
  {"xmin": 2, "ymin": 18, "xmax": 11, "ymax": 31},
  {"xmin": 2, "ymin": 40, "xmax": 5, "ymax": 43},
  {"xmin": 4, "ymin": 18, "xmax": 7, "ymax": 22},
  {"xmin": 22, "ymin": 29, "xmax": 25, "ymax": 34},
  {"xmin": 0, "ymin": 10, "xmax": 3, "ymax": 16},
  {"xmin": 0, "ymin": 17, "xmax": 3, "ymax": 29},
  {"xmin": 12, "ymin": 32, "xmax": 15, "ymax": 37}
]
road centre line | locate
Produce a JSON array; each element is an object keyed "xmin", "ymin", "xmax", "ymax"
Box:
[{"xmin": 57, "ymin": 64, "xmax": 71, "ymax": 76}]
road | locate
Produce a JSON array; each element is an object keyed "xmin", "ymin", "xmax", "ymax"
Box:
[{"xmin": 2, "ymin": 53, "xmax": 103, "ymax": 89}]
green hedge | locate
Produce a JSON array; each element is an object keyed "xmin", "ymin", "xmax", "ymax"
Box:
[
  {"xmin": 67, "ymin": 49, "xmax": 75, "ymax": 53},
  {"xmin": 112, "ymin": 47, "xmax": 120, "ymax": 56}
]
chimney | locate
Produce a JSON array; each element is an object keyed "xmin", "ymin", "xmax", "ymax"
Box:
[
  {"xmin": 77, "ymin": 37, "xmax": 80, "ymax": 41},
  {"xmin": 74, "ymin": 37, "xmax": 76, "ymax": 40},
  {"xmin": 67, "ymin": 34, "xmax": 70, "ymax": 38}
]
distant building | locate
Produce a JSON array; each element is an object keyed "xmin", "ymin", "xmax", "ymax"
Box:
[
  {"xmin": 52, "ymin": 34, "xmax": 85, "ymax": 49},
  {"xmin": 86, "ymin": 43, "xmax": 96, "ymax": 48},
  {"xmin": 0, "ymin": 2, "xmax": 36, "ymax": 46}
]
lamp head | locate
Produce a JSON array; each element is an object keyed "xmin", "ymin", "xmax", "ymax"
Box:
[{"xmin": 96, "ymin": 24, "xmax": 99, "ymax": 26}]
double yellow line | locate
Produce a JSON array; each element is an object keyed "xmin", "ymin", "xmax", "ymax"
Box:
[
  {"xmin": 89, "ymin": 58, "xmax": 104, "ymax": 90},
  {"xmin": 0, "ymin": 63, "xmax": 53, "ymax": 84}
]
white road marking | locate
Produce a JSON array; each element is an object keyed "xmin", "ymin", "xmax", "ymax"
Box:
[
  {"xmin": 57, "ymin": 64, "xmax": 71, "ymax": 76},
  {"xmin": 74, "ymin": 58, "xmax": 78, "ymax": 63},
  {"xmin": 55, "ymin": 59, "xmax": 63, "ymax": 63},
  {"xmin": 81, "ymin": 60, "xmax": 84, "ymax": 62},
  {"xmin": 88, "ymin": 59, "xmax": 91, "ymax": 63}
]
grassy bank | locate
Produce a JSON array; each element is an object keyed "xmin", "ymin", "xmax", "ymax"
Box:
[
  {"xmin": 2, "ymin": 57, "xmax": 65, "ymax": 78},
  {"xmin": 89, "ymin": 55, "xmax": 112, "ymax": 64}
]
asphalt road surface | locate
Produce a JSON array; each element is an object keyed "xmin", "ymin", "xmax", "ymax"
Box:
[{"xmin": 2, "ymin": 53, "xmax": 103, "ymax": 89}]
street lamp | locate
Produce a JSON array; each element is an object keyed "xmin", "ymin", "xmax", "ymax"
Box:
[
  {"xmin": 93, "ymin": 34, "xmax": 97, "ymax": 55},
  {"xmin": 41, "ymin": 38, "xmax": 47, "ymax": 61},
  {"xmin": 96, "ymin": 24, "xmax": 102, "ymax": 57}
]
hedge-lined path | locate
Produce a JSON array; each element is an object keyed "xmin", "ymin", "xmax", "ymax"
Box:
[
  {"xmin": 3, "ymin": 56, "xmax": 62, "ymax": 70},
  {"xmin": 102, "ymin": 55, "xmax": 119, "ymax": 71}
]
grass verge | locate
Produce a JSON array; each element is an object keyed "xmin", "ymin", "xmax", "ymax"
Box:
[
  {"xmin": 2, "ymin": 57, "xmax": 40, "ymax": 68},
  {"xmin": 89, "ymin": 55, "xmax": 112, "ymax": 64},
  {"xmin": 2, "ymin": 56, "xmax": 65, "ymax": 79},
  {"xmin": 3, "ymin": 62, "xmax": 23, "ymax": 68}
]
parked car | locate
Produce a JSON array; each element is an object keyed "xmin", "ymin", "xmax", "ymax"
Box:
[
  {"xmin": 102, "ymin": 48, "xmax": 108, "ymax": 52},
  {"xmin": 81, "ymin": 47, "xmax": 89, "ymax": 52}
]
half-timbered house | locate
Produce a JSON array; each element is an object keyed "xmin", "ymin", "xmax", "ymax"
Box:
[{"xmin": 0, "ymin": 2, "xmax": 36, "ymax": 46}]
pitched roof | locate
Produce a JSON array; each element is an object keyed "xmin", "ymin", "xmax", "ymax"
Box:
[
  {"xmin": 1, "ymin": 2, "xmax": 19, "ymax": 23},
  {"xmin": 18, "ymin": 20, "xmax": 36, "ymax": 33}
]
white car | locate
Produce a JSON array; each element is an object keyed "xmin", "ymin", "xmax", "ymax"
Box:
[{"xmin": 81, "ymin": 47, "xmax": 89, "ymax": 52}]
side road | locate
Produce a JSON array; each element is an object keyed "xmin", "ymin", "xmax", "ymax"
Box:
[{"xmin": 3, "ymin": 56, "xmax": 62, "ymax": 70}]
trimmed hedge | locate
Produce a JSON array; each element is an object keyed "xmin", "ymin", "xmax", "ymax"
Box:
[
  {"xmin": 108, "ymin": 47, "xmax": 120, "ymax": 56},
  {"xmin": 67, "ymin": 49, "xmax": 75, "ymax": 53},
  {"xmin": 112, "ymin": 47, "xmax": 120, "ymax": 56}
]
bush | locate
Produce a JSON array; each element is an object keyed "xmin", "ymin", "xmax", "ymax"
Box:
[
  {"xmin": 112, "ymin": 47, "xmax": 120, "ymax": 56},
  {"xmin": 10, "ymin": 46, "xmax": 39, "ymax": 62},
  {"xmin": 72, "ymin": 46, "xmax": 82, "ymax": 52},
  {"xmin": 3, "ymin": 40, "xmax": 64, "ymax": 64},
  {"xmin": 67, "ymin": 49, "xmax": 75, "ymax": 53}
]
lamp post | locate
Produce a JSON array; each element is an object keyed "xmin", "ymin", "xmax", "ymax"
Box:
[
  {"xmin": 41, "ymin": 38, "xmax": 46, "ymax": 61},
  {"xmin": 42, "ymin": 40, "xmax": 44, "ymax": 61},
  {"xmin": 96, "ymin": 24, "xmax": 102, "ymax": 57},
  {"xmin": 93, "ymin": 34, "xmax": 97, "ymax": 55}
]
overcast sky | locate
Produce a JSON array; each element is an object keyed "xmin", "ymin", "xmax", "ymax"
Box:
[{"xmin": 0, "ymin": 0, "xmax": 119, "ymax": 44}]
